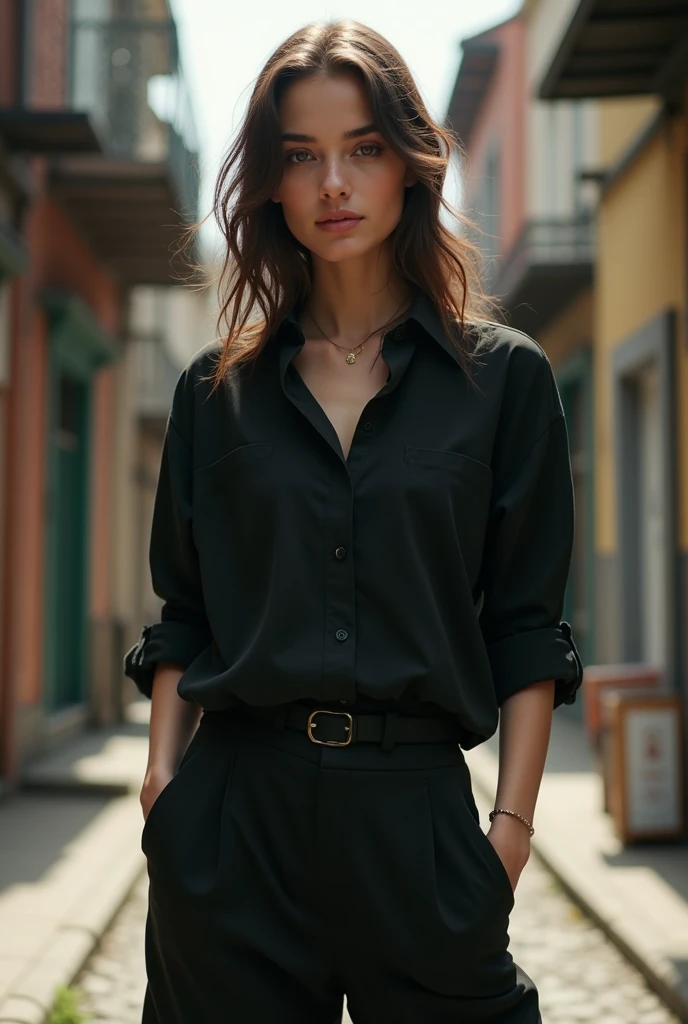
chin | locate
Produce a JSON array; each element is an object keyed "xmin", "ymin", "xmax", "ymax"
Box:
[
  {"xmin": 308, "ymin": 239, "xmax": 370, "ymax": 263},
  {"xmin": 289, "ymin": 223, "xmax": 387, "ymax": 263},
  {"xmin": 320, "ymin": 246, "xmax": 368, "ymax": 263}
]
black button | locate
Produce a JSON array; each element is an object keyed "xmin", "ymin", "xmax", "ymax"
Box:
[
  {"xmin": 335, "ymin": 629, "xmax": 349, "ymax": 642},
  {"xmin": 363, "ymin": 422, "xmax": 373, "ymax": 432},
  {"xmin": 335, "ymin": 546, "xmax": 347, "ymax": 559},
  {"xmin": 394, "ymin": 325, "xmax": 406, "ymax": 339}
]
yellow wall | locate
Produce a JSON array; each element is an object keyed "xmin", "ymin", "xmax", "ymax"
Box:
[
  {"xmin": 595, "ymin": 108, "xmax": 688, "ymax": 554},
  {"xmin": 597, "ymin": 96, "xmax": 662, "ymax": 167}
]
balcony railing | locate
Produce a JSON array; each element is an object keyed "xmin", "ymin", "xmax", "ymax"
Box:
[
  {"xmin": 484, "ymin": 215, "xmax": 596, "ymax": 334},
  {"xmin": 496, "ymin": 216, "xmax": 596, "ymax": 300},
  {"xmin": 68, "ymin": 17, "xmax": 200, "ymax": 221}
]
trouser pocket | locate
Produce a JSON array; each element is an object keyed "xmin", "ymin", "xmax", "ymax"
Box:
[
  {"xmin": 142, "ymin": 716, "xmax": 237, "ymax": 901},
  {"xmin": 140, "ymin": 722, "xmax": 205, "ymax": 852},
  {"xmin": 424, "ymin": 761, "xmax": 515, "ymax": 920},
  {"xmin": 454, "ymin": 759, "xmax": 516, "ymax": 906},
  {"xmin": 415, "ymin": 761, "xmax": 517, "ymax": 998}
]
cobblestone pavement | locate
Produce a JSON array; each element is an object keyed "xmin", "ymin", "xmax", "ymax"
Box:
[{"xmin": 74, "ymin": 850, "xmax": 681, "ymax": 1023}]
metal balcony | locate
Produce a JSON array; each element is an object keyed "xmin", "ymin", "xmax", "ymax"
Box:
[
  {"xmin": 49, "ymin": 17, "xmax": 201, "ymax": 287},
  {"xmin": 492, "ymin": 216, "xmax": 595, "ymax": 336}
]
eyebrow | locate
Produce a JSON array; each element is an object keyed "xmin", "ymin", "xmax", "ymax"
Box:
[{"xmin": 280, "ymin": 123, "xmax": 380, "ymax": 143}]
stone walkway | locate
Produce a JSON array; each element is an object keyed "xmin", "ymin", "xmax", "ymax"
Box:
[{"xmin": 2, "ymin": 696, "xmax": 683, "ymax": 1022}]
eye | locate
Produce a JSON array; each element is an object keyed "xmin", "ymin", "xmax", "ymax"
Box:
[
  {"xmin": 285, "ymin": 149, "xmax": 312, "ymax": 164},
  {"xmin": 285, "ymin": 142, "xmax": 384, "ymax": 165},
  {"xmin": 356, "ymin": 142, "xmax": 383, "ymax": 157}
]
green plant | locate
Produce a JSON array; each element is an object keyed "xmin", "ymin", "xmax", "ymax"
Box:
[{"xmin": 48, "ymin": 984, "xmax": 88, "ymax": 1024}]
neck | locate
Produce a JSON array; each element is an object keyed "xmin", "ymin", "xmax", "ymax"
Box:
[{"xmin": 302, "ymin": 253, "xmax": 414, "ymax": 344}]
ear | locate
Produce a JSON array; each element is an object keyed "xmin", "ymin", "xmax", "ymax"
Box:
[{"xmin": 404, "ymin": 168, "xmax": 418, "ymax": 188}]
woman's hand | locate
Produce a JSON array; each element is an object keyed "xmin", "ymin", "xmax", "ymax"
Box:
[
  {"xmin": 485, "ymin": 812, "xmax": 532, "ymax": 893},
  {"xmin": 140, "ymin": 765, "xmax": 175, "ymax": 822}
]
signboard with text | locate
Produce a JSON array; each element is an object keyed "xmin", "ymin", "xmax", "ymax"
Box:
[{"xmin": 602, "ymin": 689, "xmax": 684, "ymax": 842}]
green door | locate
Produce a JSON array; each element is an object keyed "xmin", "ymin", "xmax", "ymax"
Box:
[
  {"xmin": 46, "ymin": 370, "xmax": 90, "ymax": 711},
  {"xmin": 42, "ymin": 289, "xmax": 118, "ymax": 716}
]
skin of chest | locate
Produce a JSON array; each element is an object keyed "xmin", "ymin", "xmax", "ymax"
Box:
[{"xmin": 291, "ymin": 338, "xmax": 392, "ymax": 460}]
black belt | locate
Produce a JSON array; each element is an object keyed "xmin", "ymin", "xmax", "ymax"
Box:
[{"xmin": 235, "ymin": 701, "xmax": 461, "ymax": 751}]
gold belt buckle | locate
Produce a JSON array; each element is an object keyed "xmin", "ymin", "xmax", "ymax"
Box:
[{"xmin": 306, "ymin": 709, "xmax": 353, "ymax": 746}]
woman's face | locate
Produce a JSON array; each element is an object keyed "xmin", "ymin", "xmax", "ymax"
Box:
[{"xmin": 271, "ymin": 72, "xmax": 416, "ymax": 264}]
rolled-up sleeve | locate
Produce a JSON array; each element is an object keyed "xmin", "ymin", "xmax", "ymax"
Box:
[
  {"xmin": 124, "ymin": 409, "xmax": 212, "ymax": 699},
  {"xmin": 478, "ymin": 408, "xmax": 584, "ymax": 709}
]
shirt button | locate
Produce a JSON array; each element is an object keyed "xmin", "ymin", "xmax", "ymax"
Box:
[
  {"xmin": 363, "ymin": 421, "xmax": 373, "ymax": 432},
  {"xmin": 335, "ymin": 629, "xmax": 349, "ymax": 642},
  {"xmin": 335, "ymin": 546, "xmax": 347, "ymax": 559}
]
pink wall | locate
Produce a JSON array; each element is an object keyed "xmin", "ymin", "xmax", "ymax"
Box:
[
  {"xmin": 30, "ymin": 0, "xmax": 70, "ymax": 108},
  {"xmin": 1, "ymin": 191, "xmax": 119, "ymax": 730},
  {"xmin": 3, "ymin": 298, "xmax": 49, "ymax": 710},
  {"xmin": 462, "ymin": 17, "xmax": 527, "ymax": 259},
  {"xmin": 0, "ymin": 0, "xmax": 122, "ymax": 786}
]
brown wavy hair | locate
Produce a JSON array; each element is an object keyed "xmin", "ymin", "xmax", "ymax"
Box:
[{"xmin": 181, "ymin": 19, "xmax": 501, "ymax": 395}]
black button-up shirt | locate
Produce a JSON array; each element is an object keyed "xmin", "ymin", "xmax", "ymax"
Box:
[{"xmin": 124, "ymin": 287, "xmax": 583, "ymax": 750}]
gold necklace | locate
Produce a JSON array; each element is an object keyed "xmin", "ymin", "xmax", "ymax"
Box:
[{"xmin": 304, "ymin": 297, "xmax": 409, "ymax": 365}]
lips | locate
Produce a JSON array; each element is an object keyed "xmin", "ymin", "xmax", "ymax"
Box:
[
  {"xmin": 315, "ymin": 216, "xmax": 364, "ymax": 234},
  {"xmin": 316, "ymin": 212, "xmax": 363, "ymax": 223}
]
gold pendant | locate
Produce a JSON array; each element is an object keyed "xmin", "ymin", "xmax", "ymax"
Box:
[{"xmin": 346, "ymin": 352, "xmax": 356, "ymax": 364}]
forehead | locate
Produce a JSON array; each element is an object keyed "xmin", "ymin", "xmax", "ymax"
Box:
[{"xmin": 278, "ymin": 72, "xmax": 373, "ymax": 127}]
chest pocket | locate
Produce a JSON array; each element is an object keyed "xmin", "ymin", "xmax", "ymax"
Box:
[
  {"xmin": 402, "ymin": 446, "xmax": 493, "ymax": 583},
  {"xmin": 195, "ymin": 442, "xmax": 274, "ymax": 479},
  {"xmin": 192, "ymin": 442, "xmax": 274, "ymax": 550},
  {"xmin": 404, "ymin": 446, "xmax": 490, "ymax": 481}
]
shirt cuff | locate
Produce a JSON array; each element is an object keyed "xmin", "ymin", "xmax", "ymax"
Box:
[
  {"xmin": 123, "ymin": 621, "xmax": 212, "ymax": 699},
  {"xmin": 486, "ymin": 621, "xmax": 584, "ymax": 709}
]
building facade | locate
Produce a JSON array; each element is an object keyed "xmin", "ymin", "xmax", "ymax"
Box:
[
  {"xmin": 445, "ymin": 0, "xmax": 599, "ymax": 683},
  {"xmin": 0, "ymin": 0, "xmax": 204, "ymax": 793},
  {"xmin": 539, "ymin": 0, "xmax": 688, "ymax": 703}
]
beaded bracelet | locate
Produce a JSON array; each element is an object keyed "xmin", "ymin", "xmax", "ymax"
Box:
[{"xmin": 488, "ymin": 807, "xmax": 535, "ymax": 836}]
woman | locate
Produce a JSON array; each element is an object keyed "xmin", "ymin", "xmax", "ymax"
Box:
[{"xmin": 125, "ymin": 18, "xmax": 583, "ymax": 1024}]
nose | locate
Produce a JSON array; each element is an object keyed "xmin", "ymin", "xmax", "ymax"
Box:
[{"xmin": 319, "ymin": 157, "xmax": 351, "ymax": 200}]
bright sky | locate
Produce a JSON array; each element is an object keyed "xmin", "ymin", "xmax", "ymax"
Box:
[{"xmin": 169, "ymin": 0, "xmax": 522, "ymax": 257}]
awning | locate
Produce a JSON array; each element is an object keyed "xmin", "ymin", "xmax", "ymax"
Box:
[
  {"xmin": 0, "ymin": 110, "xmax": 104, "ymax": 154},
  {"xmin": 539, "ymin": 0, "xmax": 688, "ymax": 101},
  {"xmin": 48, "ymin": 155, "xmax": 200, "ymax": 287}
]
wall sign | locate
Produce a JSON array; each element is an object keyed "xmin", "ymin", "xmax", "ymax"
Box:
[{"xmin": 603, "ymin": 689, "xmax": 684, "ymax": 842}]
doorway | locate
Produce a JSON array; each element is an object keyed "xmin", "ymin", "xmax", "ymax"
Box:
[
  {"xmin": 637, "ymin": 364, "xmax": 667, "ymax": 665},
  {"xmin": 557, "ymin": 347, "xmax": 594, "ymax": 694},
  {"xmin": 613, "ymin": 309, "xmax": 677, "ymax": 684},
  {"xmin": 45, "ymin": 368, "xmax": 91, "ymax": 712}
]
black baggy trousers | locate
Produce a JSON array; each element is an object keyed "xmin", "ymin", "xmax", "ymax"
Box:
[{"xmin": 140, "ymin": 707, "xmax": 542, "ymax": 1023}]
